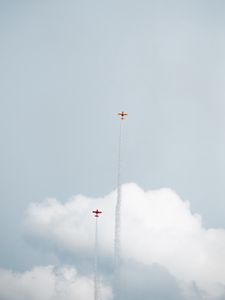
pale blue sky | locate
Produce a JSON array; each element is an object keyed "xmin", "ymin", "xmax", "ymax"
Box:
[{"xmin": 1, "ymin": 0, "xmax": 225, "ymax": 298}]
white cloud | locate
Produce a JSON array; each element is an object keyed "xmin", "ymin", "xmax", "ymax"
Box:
[
  {"xmin": 25, "ymin": 183, "xmax": 225, "ymax": 299},
  {"xmin": 0, "ymin": 265, "xmax": 112, "ymax": 300}
]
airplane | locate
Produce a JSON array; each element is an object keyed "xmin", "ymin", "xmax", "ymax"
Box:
[
  {"xmin": 117, "ymin": 111, "xmax": 128, "ymax": 120},
  {"xmin": 92, "ymin": 209, "xmax": 102, "ymax": 217}
]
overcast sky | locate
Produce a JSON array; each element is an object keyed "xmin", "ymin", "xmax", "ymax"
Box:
[{"xmin": 1, "ymin": 1, "xmax": 225, "ymax": 299}]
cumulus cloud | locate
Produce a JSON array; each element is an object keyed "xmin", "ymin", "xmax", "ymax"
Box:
[
  {"xmin": 120, "ymin": 260, "xmax": 186, "ymax": 300},
  {"xmin": 25, "ymin": 183, "xmax": 225, "ymax": 299},
  {"xmin": 0, "ymin": 265, "xmax": 112, "ymax": 300}
]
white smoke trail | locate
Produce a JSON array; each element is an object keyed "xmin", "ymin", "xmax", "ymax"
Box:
[
  {"xmin": 94, "ymin": 217, "xmax": 100, "ymax": 300},
  {"xmin": 114, "ymin": 119, "xmax": 123, "ymax": 300}
]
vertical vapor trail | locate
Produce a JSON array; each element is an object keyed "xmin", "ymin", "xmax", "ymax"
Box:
[
  {"xmin": 114, "ymin": 119, "xmax": 123, "ymax": 299},
  {"xmin": 94, "ymin": 217, "xmax": 100, "ymax": 300}
]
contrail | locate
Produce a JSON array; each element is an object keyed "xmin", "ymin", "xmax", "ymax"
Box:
[
  {"xmin": 94, "ymin": 217, "xmax": 99, "ymax": 300},
  {"xmin": 114, "ymin": 111, "xmax": 127, "ymax": 300},
  {"xmin": 114, "ymin": 119, "xmax": 123, "ymax": 268},
  {"xmin": 93, "ymin": 209, "xmax": 102, "ymax": 300}
]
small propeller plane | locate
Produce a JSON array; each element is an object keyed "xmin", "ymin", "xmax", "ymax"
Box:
[
  {"xmin": 92, "ymin": 209, "xmax": 102, "ymax": 217},
  {"xmin": 117, "ymin": 111, "xmax": 128, "ymax": 120}
]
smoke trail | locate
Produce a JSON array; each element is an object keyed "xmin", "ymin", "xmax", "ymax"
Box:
[
  {"xmin": 114, "ymin": 119, "xmax": 123, "ymax": 299},
  {"xmin": 94, "ymin": 217, "xmax": 100, "ymax": 300}
]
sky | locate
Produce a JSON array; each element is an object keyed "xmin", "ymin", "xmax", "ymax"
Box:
[{"xmin": 1, "ymin": 0, "xmax": 225, "ymax": 299}]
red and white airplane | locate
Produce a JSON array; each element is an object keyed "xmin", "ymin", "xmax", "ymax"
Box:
[
  {"xmin": 92, "ymin": 209, "xmax": 102, "ymax": 217},
  {"xmin": 117, "ymin": 111, "xmax": 128, "ymax": 120}
]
